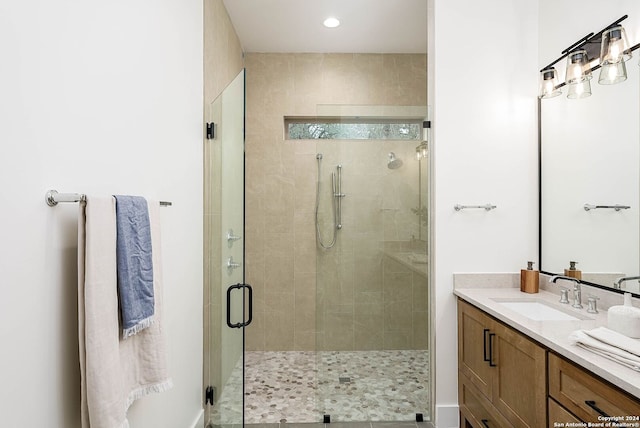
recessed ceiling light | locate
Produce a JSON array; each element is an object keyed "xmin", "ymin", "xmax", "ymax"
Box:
[{"xmin": 323, "ymin": 17, "xmax": 340, "ymax": 28}]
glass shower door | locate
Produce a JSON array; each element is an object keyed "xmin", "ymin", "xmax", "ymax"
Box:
[
  {"xmin": 314, "ymin": 114, "xmax": 431, "ymax": 423},
  {"xmin": 205, "ymin": 69, "xmax": 247, "ymax": 427}
]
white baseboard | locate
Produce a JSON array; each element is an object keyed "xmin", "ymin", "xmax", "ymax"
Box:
[
  {"xmin": 188, "ymin": 409, "xmax": 204, "ymax": 428},
  {"xmin": 435, "ymin": 404, "xmax": 459, "ymax": 428}
]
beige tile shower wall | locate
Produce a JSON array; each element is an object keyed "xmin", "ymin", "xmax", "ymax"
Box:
[
  {"xmin": 203, "ymin": 0, "xmax": 244, "ymax": 411},
  {"xmin": 244, "ymin": 53, "xmax": 427, "ymax": 351},
  {"xmin": 204, "ymin": 0, "xmax": 244, "ymax": 103}
]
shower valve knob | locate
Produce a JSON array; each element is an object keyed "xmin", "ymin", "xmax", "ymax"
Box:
[
  {"xmin": 226, "ymin": 229, "xmax": 242, "ymax": 247},
  {"xmin": 226, "ymin": 256, "xmax": 241, "ymax": 272}
]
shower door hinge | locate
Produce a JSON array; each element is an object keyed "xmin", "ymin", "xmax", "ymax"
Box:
[
  {"xmin": 206, "ymin": 122, "xmax": 215, "ymax": 140},
  {"xmin": 205, "ymin": 385, "xmax": 215, "ymax": 406}
]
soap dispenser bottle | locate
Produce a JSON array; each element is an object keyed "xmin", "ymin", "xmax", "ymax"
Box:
[
  {"xmin": 608, "ymin": 293, "xmax": 640, "ymax": 338},
  {"xmin": 564, "ymin": 261, "xmax": 582, "ymax": 280},
  {"xmin": 521, "ymin": 261, "xmax": 539, "ymax": 294}
]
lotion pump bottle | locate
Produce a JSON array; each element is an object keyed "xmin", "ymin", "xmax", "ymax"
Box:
[
  {"xmin": 608, "ymin": 293, "xmax": 640, "ymax": 338},
  {"xmin": 521, "ymin": 261, "xmax": 539, "ymax": 294},
  {"xmin": 564, "ymin": 261, "xmax": 582, "ymax": 280}
]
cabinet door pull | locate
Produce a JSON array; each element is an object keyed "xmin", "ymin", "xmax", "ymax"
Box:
[
  {"xmin": 488, "ymin": 333, "xmax": 497, "ymax": 367},
  {"xmin": 585, "ymin": 400, "xmax": 610, "ymax": 418},
  {"xmin": 483, "ymin": 328, "xmax": 490, "ymax": 362},
  {"xmin": 481, "ymin": 419, "xmax": 490, "ymax": 428}
]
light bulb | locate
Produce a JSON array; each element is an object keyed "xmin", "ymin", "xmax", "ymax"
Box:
[{"xmin": 323, "ymin": 17, "xmax": 340, "ymax": 28}]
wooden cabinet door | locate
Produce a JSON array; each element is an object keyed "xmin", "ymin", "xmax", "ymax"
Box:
[
  {"xmin": 491, "ymin": 321, "xmax": 546, "ymax": 428},
  {"xmin": 458, "ymin": 299, "xmax": 494, "ymax": 399},
  {"xmin": 549, "ymin": 398, "xmax": 581, "ymax": 426},
  {"xmin": 460, "ymin": 375, "xmax": 511, "ymax": 428}
]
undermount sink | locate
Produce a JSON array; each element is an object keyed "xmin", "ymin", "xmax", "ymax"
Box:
[{"xmin": 491, "ymin": 298, "xmax": 593, "ymax": 321}]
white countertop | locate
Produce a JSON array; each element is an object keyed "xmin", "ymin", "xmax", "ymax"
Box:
[{"xmin": 454, "ymin": 287, "xmax": 640, "ymax": 399}]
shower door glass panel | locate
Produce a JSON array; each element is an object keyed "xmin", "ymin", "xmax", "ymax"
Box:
[
  {"xmin": 314, "ymin": 111, "xmax": 430, "ymax": 422},
  {"xmin": 206, "ymin": 69, "xmax": 246, "ymax": 427}
]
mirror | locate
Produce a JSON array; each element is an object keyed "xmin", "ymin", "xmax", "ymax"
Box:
[{"xmin": 540, "ymin": 55, "xmax": 640, "ymax": 296}]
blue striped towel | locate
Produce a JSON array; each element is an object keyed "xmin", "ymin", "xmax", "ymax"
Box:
[{"xmin": 114, "ymin": 195, "xmax": 155, "ymax": 339}]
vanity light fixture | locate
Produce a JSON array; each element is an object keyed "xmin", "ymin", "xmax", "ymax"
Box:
[
  {"xmin": 323, "ymin": 17, "xmax": 340, "ymax": 28},
  {"xmin": 539, "ymin": 15, "xmax": 640, "ymax": 100}
]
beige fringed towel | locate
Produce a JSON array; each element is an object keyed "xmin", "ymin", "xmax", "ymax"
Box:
[{"xmin": 78, "ymin": 196, "xmax": 172, "ymax": 428}]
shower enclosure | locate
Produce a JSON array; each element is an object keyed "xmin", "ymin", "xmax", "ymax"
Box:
[{"xmin": 204, "ymin": 48, "xmax": 430, "ymax": 426}]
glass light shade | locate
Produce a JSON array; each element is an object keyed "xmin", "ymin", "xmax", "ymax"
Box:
[
  {"xmin": 567, "ymin": 79, "xmax": 592, "ymax": 99},
  {"xmin": 415, "ymin": 146, "xmax": 422, "ymax": 161},
  {"xmin": 598, "ymin": 60, "xmax": 627, "ymax": 85},
  {"xmin": 565, "ymin": 49, "xmax": 592, "ymax": 84},
  {"xmin": 600, "ymin": 25, "xmax": 632, "ymax": 65},
  {"xmin": 539, "ymin": 67, "xmax": 561, "ymax": 98}
]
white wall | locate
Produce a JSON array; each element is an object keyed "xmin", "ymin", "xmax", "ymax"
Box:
[
  {"xmin": 430, "ymin": 1, "xmax": 539, "ymax": 426},
  {"xmin": 0, "ymin": 1, "xmax": 204, "ymax": 427}
]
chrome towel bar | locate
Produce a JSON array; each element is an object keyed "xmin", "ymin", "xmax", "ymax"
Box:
[
  {"xmin": 454, "ymin": 204, "xmax": 497, "ymax": 211},
  {"xmin": 584, "ymin": 203, "xmax": 630, "ymax": 212},
  {"xmin": 45, "ymin": 190, "xmax": 172, "ymax": 207}
]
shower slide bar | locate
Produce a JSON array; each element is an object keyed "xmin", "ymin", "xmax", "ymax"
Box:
[
  {"xmin": 45, "ymin": 190, "xmax": 172, "ymax": 207},
  {"xmin": 334, "ymin": 165, "xmax": 345, "ymax": 229},
  {"xmin": 583, "ymin": 203, "xmax": 630, "ymax": 212},
  {"xmin": 454, "ymin": 204, "xmax": 497, "ymax": 211},
  {"xmin": 315, "ymin": 154, "xmax": 344, "ymax": 249}
]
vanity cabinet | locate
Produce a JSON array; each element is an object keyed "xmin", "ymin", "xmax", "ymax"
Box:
[
  {"xmin": 548, "ymin": 353, "xmax": 640, "ymax": 423},
  {"xmin": 458, "ymin": 299, "xmax": 547, "ymax": 428},
  {"xmin": 458, "ymin": 297, "xmax": 640, "ymax": 428}
]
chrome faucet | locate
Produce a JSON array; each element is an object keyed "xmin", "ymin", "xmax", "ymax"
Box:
[
  {"xmin": 613, "ymin": 276, "xmax": 640, "ymax": 290},
  {"xmin": 550, "ymin": 275, "xmax": 583, "ymax": 309}
]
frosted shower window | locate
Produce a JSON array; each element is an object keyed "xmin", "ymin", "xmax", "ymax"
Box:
[{"xmin": 285, "ymin": 118, "xmax": 421, "ymax": 140}]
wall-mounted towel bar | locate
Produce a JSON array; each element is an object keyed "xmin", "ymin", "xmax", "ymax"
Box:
[
  {"xmin": 45, "ymin": 190, "xmax": 172, "ymax": 207},
  {"xmin": 454, "ymin": 204, "xmax": 497, "ymax": 211},
  {"xmin": 583, "ymin": 203, "xmax": 630, "ymax": 212}
]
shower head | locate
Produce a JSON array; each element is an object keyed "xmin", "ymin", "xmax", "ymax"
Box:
[{"xmin": 387, "ymin": 152, "xmax": 403, "ymax": 169}]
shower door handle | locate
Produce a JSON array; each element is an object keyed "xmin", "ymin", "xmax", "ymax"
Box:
[{"xmin": 226, "ymin": 283, "xmax": 253, "ymax": 328}]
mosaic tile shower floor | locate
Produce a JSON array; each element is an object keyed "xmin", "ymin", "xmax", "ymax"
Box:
[{"xmin": 211, "ymin": 350, "xmax": 430, "ymax": 424}]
